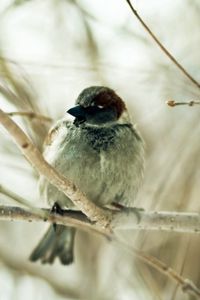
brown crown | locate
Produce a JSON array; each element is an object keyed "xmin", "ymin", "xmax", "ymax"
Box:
[{"xmin": 93, "ymin": 90, "xmax": 126, "ymax": 118}]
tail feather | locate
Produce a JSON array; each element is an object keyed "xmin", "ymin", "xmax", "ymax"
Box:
[{"xmin": 29, "ymin": 225, "xmax": 75, "ymax": 265}]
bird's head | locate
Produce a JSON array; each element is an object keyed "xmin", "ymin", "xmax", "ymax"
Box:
[{"xmin": 67, "ymin": 86, "xmax": 130, "ymax": 127}]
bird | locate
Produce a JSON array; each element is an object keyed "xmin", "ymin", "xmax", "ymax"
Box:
[{"xmin": 29, "ymin": 86, "xmax": 145, "ymax": 265}]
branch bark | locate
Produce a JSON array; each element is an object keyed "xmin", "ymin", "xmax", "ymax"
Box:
[
  {"xmin": 111, "ymin": 209, "xmax": 200, "ymax": 234},
  {"xmin": 0, "ymin": 205, "xmax": 99, "ymax": 234},
  {"xmin": 1, "ymin": 205, "xmax": 200, "ymax": 235},
  {"xmin": 167, "ymin": 100, "xmax": 200, "ymax": 107}
]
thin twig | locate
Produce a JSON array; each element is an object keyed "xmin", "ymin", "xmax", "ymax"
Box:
[
  {"xmin": 7, "ymin": 111, "xmax": 52, "ymax": 122},
  {"xmin": 0, "ymin": 184, "xmax": 46, "ymax": 218},
  {"xmin": 0, "ymin": 108, "xmax": 113, "ymax": 229},
  {"xmin": 121, "ymin": 243, "xmax": 200, "ymax": 298},
  {"xmin": 171, "ymin": 236, "xmax": 191, "ymax": 300},
  {"xmin": 0, "ymin": 60, "xmax": 49, "ymax": 147},
  {"xmin": 125, "ymin": 0, "xmax": 200, "ymax": 90},
  {"xmin": 167, "ymin": 100, "xmax": 200, "ymax": 107}
]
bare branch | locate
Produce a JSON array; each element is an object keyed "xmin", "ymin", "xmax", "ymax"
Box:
[
  {"xmin": 122, "ymin": 243, "xmax": 200, "ymax": 298},
  {"xmin": 0, "ymin": 108, "xmax": 113, "ymax": 228},
  {"xmin": 6, "ymin": 111, "xmax": 53, "ymax": 122},
  {"xmin": 111, "ymin": 210, "xmax": 200, "ymax": 234},
  {"xmin": 167, "ymin": 100, "xmax": 200, "ymax": 107},
  {"xmin": 0, "ymin": 58, "xmax": 49, "ymax": 147},
  {"xmin": 125, "ymin": 0, "xmax": 200, "ymax": 90},
  {"xmin": 0, "ymin": 184, "xmax": 48, "ymax": 218},
  {"xmin": 1, "ymin": 205, "xmax": 200, "ymax": 236},
  {"xmin": 0, "ymin": 205, "xmax": 101, "ymax": 235},
  {"xmin": 2, "ymin": 182, "xmax": 200, "ymax": 235}
]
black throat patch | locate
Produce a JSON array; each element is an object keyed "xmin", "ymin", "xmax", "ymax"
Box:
[{"xmin": 81, "ymin": 124, "xmax": 132, "ymax": 152}]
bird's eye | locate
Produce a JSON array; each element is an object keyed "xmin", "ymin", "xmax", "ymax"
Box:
[{"xmin": 85, "ymin": 105, "xmax": 104, "ymax": 114}]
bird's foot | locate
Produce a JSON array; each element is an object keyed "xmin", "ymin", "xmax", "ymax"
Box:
[
  {"xmin": 111, "ymin": 202, "xmax": 144, "ymax": 223},
  {"xmin": 51, "ymin": 202, "xmax": 64, "ymax": 231},
  {"xmin": 51, "ymin": 202, "xmax": 64, "ymax": 215}
]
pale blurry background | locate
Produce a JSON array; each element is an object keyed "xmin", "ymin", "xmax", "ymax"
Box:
[{"xmin": 0, "ymin": 0, "xmax": 200, "ymax": 299}]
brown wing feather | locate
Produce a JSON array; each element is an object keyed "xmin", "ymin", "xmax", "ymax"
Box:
[
  {"xmin": 44, "ymin": 124, "xmax": 60, "ymax": 148},
  {"xmin": 43, "ymin": 118, "xmax": 71, "ymax": 151}
]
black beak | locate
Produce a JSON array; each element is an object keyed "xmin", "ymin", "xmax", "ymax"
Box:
[
  {"xmin": 67, "ymin": 105, "xmax": 86, "ymax": 126},
  {"xmin": 67, "ymin": 105, "xmax": 86, "ymax": 118}
]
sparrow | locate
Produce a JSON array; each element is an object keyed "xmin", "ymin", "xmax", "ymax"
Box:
[{"xmin": 29, "ymin": 86, "xmax": 145, "ymax": 265}]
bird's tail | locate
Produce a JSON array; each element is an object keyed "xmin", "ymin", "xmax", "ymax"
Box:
[{"xmin": 29, "ymin": 225, "xmax": 75, "ymax": 265}]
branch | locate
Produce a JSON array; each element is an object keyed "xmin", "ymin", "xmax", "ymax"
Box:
[
  {"xmin": 1, "ymin": 205, "xmax": 200, "ymax": 298},
  {"xmin": 6, "ymin": 111, "xmax": 53, "ymax": 122},
  {"xmin": 111, "ymin": 210, "xmax": 200, "ymax": 234},
  {"xmin": 1, "ymin": 205, "xmax": 200, "ymax": 235},
  {"xmin": 0, "ymin": 108, "xmax": 113, "ymax": 229},
  {"xmin": 0, "ymin": 184, "xmax": 47, "ymax": 218},
  {"xmin": 0, "ymin": 205, "xmax": 100, "ymax": 235},
  {"xmin": 125, "ymin": 0, "xmax": 200, "ymax": 90},
  {"xmin": 2, "ymin": 182, "xmax": 200, "ymax": 234},
  {"xmin": 167, "ymin": 99, "xmax": 200, "ymax": 107},
  {"xmin": 123, "ymin": 244, "xmax": 200, "ymax": 298}
]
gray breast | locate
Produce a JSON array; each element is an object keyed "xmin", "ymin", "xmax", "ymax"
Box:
[{"xmin": 39, "ymin": 123, "xmax": 144, "ymax": 209}]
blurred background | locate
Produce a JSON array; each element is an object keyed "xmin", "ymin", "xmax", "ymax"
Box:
[{"xmin": 0, "ymin": 0, "xmax": 200, "ymax": 299}]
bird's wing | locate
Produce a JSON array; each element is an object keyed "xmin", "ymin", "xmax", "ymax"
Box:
[
  {"xmin": 42, "ymin": 118, "xmax": 72, "ymax": 158},
  {"xmin": 44, "ymin": 119, "xmax": 62, "ymax": 148}
]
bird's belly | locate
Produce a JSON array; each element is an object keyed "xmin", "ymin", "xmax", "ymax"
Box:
[
  {"xmin": 59, "ymin": 150, "xmax": 120, "ymax": 206},
  {"xmin": 40, "ymin": 146, "xmax": 124, "ymax": 208}
]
